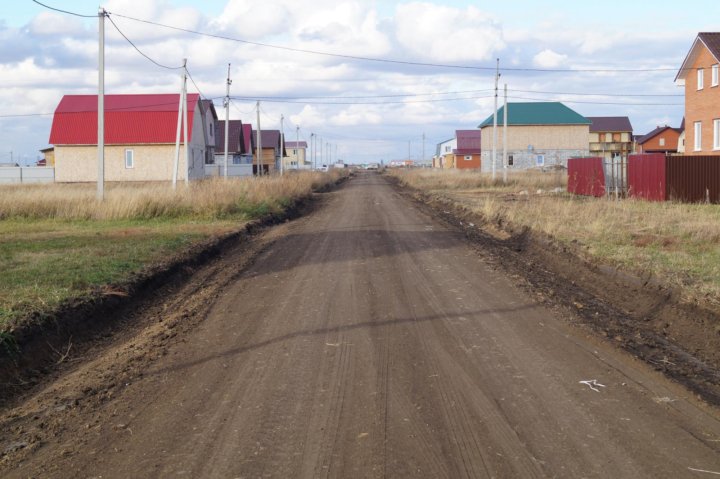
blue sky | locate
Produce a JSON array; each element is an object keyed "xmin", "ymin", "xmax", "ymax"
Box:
[{"xmin": 1, "ymin": 0, "xmax": 717, "ymax": 164}]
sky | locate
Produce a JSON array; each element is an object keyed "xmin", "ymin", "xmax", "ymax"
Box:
[{"xmin": 1, "ymin": 0, "xmax": 718, "ymax": 165}]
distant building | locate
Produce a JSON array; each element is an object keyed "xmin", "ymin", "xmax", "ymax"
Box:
[
  {"xmin": 251, "ymin": 130, "xmax": 286, "ymax": 174},
  {"xmin": 675, "ymin": 32, "xmax": 720, "ymax": 155},
  {"xmin": 433, "ymin": 137, "xmax": 456, "ymax": 168},
  {"xmin": 586, "ymin": 117, "xmax": 633, "ymax": 161},
  {"xmin": 283, "ymin": 140, "xmax": 308, "ymax": 169},
  {"xmin": 39, "ymin": 147, "xmax": 55, "ymax": 166},
  {"xmin": 49, "ymin": 94, "xmax": 217, "ymax": 182},
  {"xmin": 636, "ymin": 125, "xmax": 683, "ymax": 154},
  {"xmin": 478, "ymin": 102, "xmax": 590, "ymax": 171}
]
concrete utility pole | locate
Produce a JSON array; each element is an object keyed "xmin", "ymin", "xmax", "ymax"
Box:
[
  {"xmin": 256, "ymin": 101, "xmax": 262, "ymax": 177},
  {"xmin": 183, "ymin": 65, "xmax": 189, "ymax": 187},
  {"xmin": 310, "ymin": 133, "xmax": 315, "ymax": 170},
  {"xmin": 296, "ymin": 125, "xmax": 300, "ymax": 170},
  {"xmin": 280, "ymin": 114, "xmax": 285, "ymax": 176},
  {"xmin": 492, "ymin": 58, "xmax": 499, "ymax": 181},
  {"xmin": 97, "ymin": 7, "xmax": 105, "ymax": 200},
  {"xmin": 422, "ymin": 132, "xmax": 425, "ymax": 166},
  {"xmin": 334, "ymin": 144, "xmax": 337, "ymax": 165},
  {"xmin": 319, "ymin": 136, "xmax": 323, "ymax": 167},
  {"xmin": 173, "ymin": 59, "xmax": 187, "ymax": 189},
  {"xmin": 224, "ymin": 63, "xmax": 231, "ymax": 179},
  {"xmin": 503, "ymin": 83, "xmax": 508, "ymax": 184}
]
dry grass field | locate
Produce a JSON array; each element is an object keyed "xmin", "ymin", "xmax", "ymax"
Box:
[
  {"xmin": 0, "ymin": 171, "xmax": 347, "ymax": 330},
  {"xmin": 390, "ymin": 168, "xmax": 720, "ymax": 308}
]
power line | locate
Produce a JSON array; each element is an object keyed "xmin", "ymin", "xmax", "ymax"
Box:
[
  {"xmin": 508, "ymin": 95, "xmax": 682, "ymax": 106},
  {"xmin": 107, "ymin": 12, "xmax": 689, "ymax": 74},
  {"xmin": 232, "ymin": 95, "xmax": 495, "ymax": 105},
  {"xmin": 106, "ymin": 14, "xmax": 185, "ymax": 70},
  {"xmin": 185, "ymin": 67, "xmax": 208, "ymax": 99},
  {"xmin": 511, "ymin": 89, "xmax": 683, "ymax": 98},
  {"xmin": 31, "ymin": 0, "xmax": 96, "ymax": 18}
]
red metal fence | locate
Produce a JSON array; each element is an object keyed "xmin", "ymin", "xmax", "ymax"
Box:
[
  {"xmin": 628, "ymin": 153, "xmax": 665, "ymax": 201},
  {"xmin": 568, "ymin": 157, "xmax": 605, "ymax": 197},
  {"xmin": 628, "ymin": 154, "xmax": 720, "ymax": 203}
]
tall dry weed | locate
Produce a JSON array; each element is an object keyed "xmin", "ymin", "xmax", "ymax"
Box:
[{"xmin": 0, "ymin": 171, "xmax": 346, "ymax": 221}]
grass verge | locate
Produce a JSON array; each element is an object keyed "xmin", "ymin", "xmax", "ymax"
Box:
[
  {"xmin": 390, "ymin": 168, "xmax": 720, "ymax": 308},
  {"xmin": 0, "ymin": 171, "xmax": 347, "ymax": 331}
]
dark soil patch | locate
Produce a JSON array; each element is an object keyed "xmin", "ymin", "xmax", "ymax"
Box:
[
  {"xmin": 0, "ymin": 179, "xmax": 345, "ymax": 409},
  {"xmin": 393, "ymin": 178, "xmax": 720, "ymax": 407}
]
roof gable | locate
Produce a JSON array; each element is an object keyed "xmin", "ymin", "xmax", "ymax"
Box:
[
  {"xmin": 216, "ymin": 120, "xmax": 245, "ymax": 155},
  {"xmin": 636, "ymin": 126, "xmax": 681, "ymax": 145},
  {"xmin": 478, "ymin": 102, "xmax": 590, "ymax": 128},
  {"xmin": 676, "ymin": 32, "xmax": 720, "ymax": 82},
  {"xmin": 49, "ymin": 93, "xmax": 200, "ymax": 145}
]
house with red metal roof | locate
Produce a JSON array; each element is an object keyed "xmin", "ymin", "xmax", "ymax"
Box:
[
  {"xmin": 49, "ymin": 93, "xmax": 217, "ymax": 182},
  {"xmin": 675, "ymin": 32, "xmax": 720, "ymax": 155},
  {"xmin": 452, "ymin": 130, "xmax": 482, "ymax": 170},
  {"xmin": 431, "ymin": 131, "xmax": 481, "ymax": 169}
]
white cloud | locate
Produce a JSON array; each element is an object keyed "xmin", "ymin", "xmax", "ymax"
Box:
[
  {"xmin": 532, "ymin": 49, "xmax": 567, "ymax": 68},
  {"xmin": 395, "ymin": 2, "xmax": 504, "ymax": 62},
  {"xmin": 28, "ymin": 11, "xmax": 84, "ymax": 36}
]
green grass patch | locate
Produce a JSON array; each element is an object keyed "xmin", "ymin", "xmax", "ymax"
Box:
[{"xmin": 0, "ymin": 217, "xmax": 242, "ymax": 330}]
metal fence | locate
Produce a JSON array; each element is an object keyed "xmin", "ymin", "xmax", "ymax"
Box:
[
  {"xmin": 0, "ymin": 167, "xmax": 55, "ymax": 184},
  {"xmin": 629, "ymin": 154, "xmax": 720, "ymax": 203}
]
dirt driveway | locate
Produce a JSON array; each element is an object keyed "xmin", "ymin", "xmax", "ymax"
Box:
[{"xmin": 2, "ymin": 172, "xmax": 720, "ymax": 478}]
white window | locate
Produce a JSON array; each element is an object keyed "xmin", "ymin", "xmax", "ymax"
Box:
[
  {"xmin": 714, "ymin": 119, "xmax": 720, "ymax": 150},
  {"xmin": 535, "ymin": 154, "xmax": 545, "ymax": 167},
  {"xmin": 694, "ymin": 121, "xmax": 702, "ymax": 151},
  {"xmin": 659, "ymin": 138, "xmax": 665, "ymax": 147},
  {"xmin": 125, "ymin": 149, "xmax": 134, "ymax": 169},
  {"xmin": 444, "ymin": 146, "xmax": 451, "ymax": 152},
  {"xmin": 464, "ymin": 155, "xmax": 472, "ymax": 161},
  {"xmin": 698, "ymin": 68, "xmax": 704, "ymax": 90},
  {"xmin": 713, "ymin": 64, "xmax": 719, "ymax": 87}
]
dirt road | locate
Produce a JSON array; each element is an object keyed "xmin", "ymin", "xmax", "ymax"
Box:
[{"xmin": 3, "ymin": 173, "xmax": 720, "ymax": 478}]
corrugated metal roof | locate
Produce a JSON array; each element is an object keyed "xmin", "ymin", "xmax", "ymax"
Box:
[
  {"xmin": 49, "ymin": 94, "xmax": 200, "ymax": 145},
  {"xmin": 285, "ymin": 141, "xmax": 308, "ymax": 148},
  {"xmin": 454, "ymin": 129, "xmax": 481, "ymax": 153},
  {"xmin": 636, "ymin": 125, "xmax": 682, "ymax": 145},
  {"xmin": 478, "ymin": 102, "xmax": 591, "ymax": 128},
  {"xmin": 216, "ymin": 120, "xmax": 244, "ymax": 155},
  {"xmin": 587, "ymin": 116, "xmax": 633, "ymax": 133}
]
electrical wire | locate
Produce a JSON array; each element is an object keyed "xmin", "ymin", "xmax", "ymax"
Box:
[
  {"xmin": 106, "ymin": 14, "xmax": 185, "ymax": 70},
  {"xmin": 510, "ymin": 89, "xmax": 683, "ymax": 98},
  {"xmin": 32, "ymin": 1, "xmax": 694, "ymax": 75},
  {"xmin": 107, "ymin": 12, "xmax": 690, "ymax": 74},
  {"xmin": 508, "ymin": 95, "xmax": 683, "ymax": 106},
  {"xmin": 185, "ymin": 67, "xmax": 209, "ymax": 99},
  {"xmin": 31, "ymin": 0, "xmax": 96, "ymax": 18},
  {"xmin": 233, "ymin": 95, "xmax": 495, "ymax": 105}
]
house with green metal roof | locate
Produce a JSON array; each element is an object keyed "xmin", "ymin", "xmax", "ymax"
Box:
[{"xmin": 478, "ymin": 102, "xmax": 591, "ymax": 172}]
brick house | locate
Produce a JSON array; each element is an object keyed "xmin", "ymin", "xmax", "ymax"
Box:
[
  {"xmin": 635, "ymin": 125, "xmax": 683, "ymax": 154},
  {"xmin": 675, "ymin": 32, "xmax": 720, "ymax": 154}
]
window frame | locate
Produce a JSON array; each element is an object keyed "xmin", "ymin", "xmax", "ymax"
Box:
[
  {"xmin": 694, "ymin": 121, "xmax": 702, "ymax": 151},
  {"xmin": 713, "ymin": 119, "xmax": 720, "ymax": 150},
  {"xmin": 463, "ymin": 155, "xmax": 473, "ymax": 161},
  {"xmin": 698, "ymin": 68, "xmax": 704, "ymax": 90},
  {"xmin": 713, "ymin": 64, "xmax": 719, "ymax": 87},
  {"xmin": 124, "ymin": 149, "xmax": 134, "ymax": 169}
]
